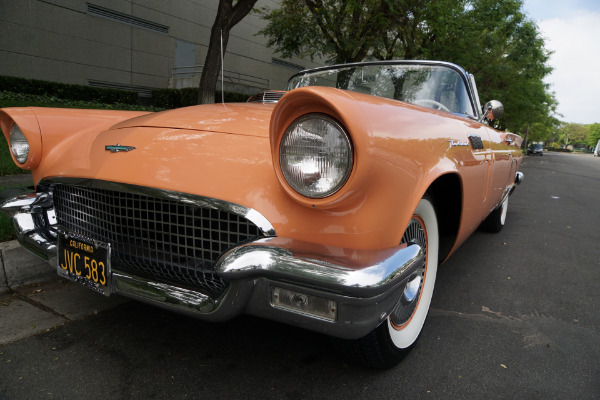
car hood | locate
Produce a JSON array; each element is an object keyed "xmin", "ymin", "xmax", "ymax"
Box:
[{"xmin": 111, "ymin": 102, "xmax": 276, "ymax": 137}]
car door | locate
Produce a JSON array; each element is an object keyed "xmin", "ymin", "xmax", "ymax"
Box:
[{"xmin": 485, "ymin": 127, "xmax": 516, "ymax": 206}]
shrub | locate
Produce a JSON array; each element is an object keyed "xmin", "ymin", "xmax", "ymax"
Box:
[
  {"xmin": 0, "ymin": 91, "xmax": 160, "ymax": 111},
  {"xmin": 0, "ymin": 75, "xmax": 251, "ymax": 110},
  {"xmin": 0, "ymin": 75, "xmax": 138, "ymax": 105},
  {"xmin": 151, "ymin": 88, "xmax": 250, "ymax": 109}
]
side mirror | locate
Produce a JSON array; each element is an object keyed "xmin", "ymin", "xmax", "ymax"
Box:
[{"xmin": 480, "ymin": 100, "xmax": 504, "ymax": 122}]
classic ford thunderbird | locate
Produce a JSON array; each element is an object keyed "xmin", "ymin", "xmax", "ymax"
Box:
[{"xmin": 0, "ymin": 61, "xmax": 523, "ymax": 369}]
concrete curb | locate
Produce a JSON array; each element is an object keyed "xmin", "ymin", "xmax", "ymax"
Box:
[{"xmin": 0, "ymin": 240, "xmax": 54, "ymax": 293}]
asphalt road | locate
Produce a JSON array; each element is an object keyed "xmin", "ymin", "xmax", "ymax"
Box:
[{"xmin": 1, "ymin": 152, "xmax": 599, "ymax": 399}]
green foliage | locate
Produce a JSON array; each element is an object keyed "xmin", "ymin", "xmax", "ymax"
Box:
[
  {"xmin": 555, "ymin": 122, "xmax": 600, "ymax": 150},
  {"xmin": 442, "ymin": 4, "xmax": 557, "ymax": 134},
  {"xmin": 0, "ymin": 213, "xmax": 15, "ymax": 241},
  {"xmin": 152, "ymin": 88, "xmax": 201, "ymax": 109},
  {"xmin": 0, "ymin": 91, "xmax": 160, "ymax": 111},
  {"xmin": 586, "ymin": 123, "xmax": 600, "ymax": 148},
  {"xmin": 0, "ymin": 75, "xmax": 139, "ymax": 105},
  {"xmin": 0, "ymin": 75, "xmax": 251, "ymax": 110},
  {"xmin": 0, "ymin": 211, "xmax": 16, "ymax": 241},
  {"xmin": 558, "ymin": 123, "xmax": 589, "ymax": 148},
  {"xmin": 151, "ymin": 88, "xmax": 249, "ymax": 109},
  {"xmin": 258, "ymin": 0, "xmax": 400, "ymax": 64},
  {"xmin": 259, "ymin": 0, "xmax": 557, "ymax": 135}
]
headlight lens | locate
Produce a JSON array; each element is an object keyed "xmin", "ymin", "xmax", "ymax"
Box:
[
  {"xmin": 10, "ymin": 123, "xmax": 29, "ymax": 164},
  {"xmin": 279, "ymin": 115, "xmax": 353, "ymax": 198}
]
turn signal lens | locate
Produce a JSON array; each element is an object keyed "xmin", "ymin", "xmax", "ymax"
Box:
[
  {"xmin": 271, "ymin": 286, "xmax": 337, "ymax": 321},
  {"xmin": 279, "ymin": 114, "xmax": 352, "ymax": 198},
  {"xmin": 10, "ymin": 123, "xmax": 29, "ymax": 164}
]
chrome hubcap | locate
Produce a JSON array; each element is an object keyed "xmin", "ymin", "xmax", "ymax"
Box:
[
  {"xmin": 390, "ymin": 217, "xmax": 426, "ymax": 327},
  {"xmin": 402, "ymin": 274, "xmax": 423, "ymax": 303}
]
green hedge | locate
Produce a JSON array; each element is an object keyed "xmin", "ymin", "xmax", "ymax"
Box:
[
  {"xmin": 0, "ymin": 91, "xmax": 161, "ymax": 112},
  {"xmin": 0, "ymin": 75, "xmax": 139, "ymax": 105},
  {"xmin": 151, "ymin": 88, "xmax": 250, "ymax": 109},
  {"xmin": 0, "ymin": 75, "xmax": 252, "ymax": 110}
]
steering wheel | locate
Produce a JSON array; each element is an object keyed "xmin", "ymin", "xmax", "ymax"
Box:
[{"xmin": 414, "ymin": 99, "xmax": 451, "ymax": 113}]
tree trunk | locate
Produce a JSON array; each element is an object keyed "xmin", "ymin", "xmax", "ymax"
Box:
[
  {"xmin": 198, "ymin": 26, "xmax": 229, "ymax": 104},
  {"xmin": 198, "ymin": 0, "xmax": 258, "ymax": 104}
]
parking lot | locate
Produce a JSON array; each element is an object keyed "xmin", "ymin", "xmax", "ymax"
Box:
[{"xmin": 1, "ymin": 152, "xmax": 599, "ymax": 399}]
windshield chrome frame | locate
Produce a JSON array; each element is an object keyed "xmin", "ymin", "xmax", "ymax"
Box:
[{"xmin": 287, "ymin": 60, "xmax": 479, "ymax": 120}]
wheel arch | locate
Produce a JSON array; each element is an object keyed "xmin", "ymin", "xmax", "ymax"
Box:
[{"xmin": 426, "ymin": 173, "xmax": 462, "ymax": 264}]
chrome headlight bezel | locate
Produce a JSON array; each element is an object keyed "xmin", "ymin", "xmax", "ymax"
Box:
[
  {"xmin": 279, "ymin": 114, "xmax": 353, "ymax": 199},
  {"xmin": 10, "ymin": 123, "xmax": 29, "ymax": 164}
]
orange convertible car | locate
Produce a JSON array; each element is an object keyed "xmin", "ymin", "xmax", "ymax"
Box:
[{"xmin": 1, "ymin": 61, "xmax": 523, "ymax": 368}]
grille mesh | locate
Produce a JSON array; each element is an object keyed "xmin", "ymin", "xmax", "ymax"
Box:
[
  {"xmin": 247, "ymin": 91, "xmax": 285, "ymax": 103},
  {"xmin": 53, "ymin": 184, "xmax": 263, "ymax": 296}
]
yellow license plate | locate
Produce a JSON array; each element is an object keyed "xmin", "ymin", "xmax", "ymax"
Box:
[{"xmin": 57, "ymin": 232, "xmax": 112, "ymax": 296}]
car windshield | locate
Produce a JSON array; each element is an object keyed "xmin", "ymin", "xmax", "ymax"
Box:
[{"xmin": 287, "ymin": 63, "xmax": 475, "ymax": 117}]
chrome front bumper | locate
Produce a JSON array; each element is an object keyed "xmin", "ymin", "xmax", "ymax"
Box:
[{"xmin": 1, "ymin": 191, "xmax": 423, "ymax": 340}]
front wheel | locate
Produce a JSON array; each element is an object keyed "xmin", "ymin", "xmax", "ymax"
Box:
[{"xmin": 333, "ymin": 197, "xmax": 439, "ymax": 369}]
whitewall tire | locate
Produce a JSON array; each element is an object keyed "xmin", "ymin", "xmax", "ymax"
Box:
[
  {"xmin": 332, "ymin": 197, "xmax": 439, "ymax": 369},
  {"xmin": 387, "ymin": 197, "xmax": 439, "ymax": 349}
]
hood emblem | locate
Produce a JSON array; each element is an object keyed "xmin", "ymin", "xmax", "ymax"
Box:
[{"xmin": 105, "ymin": 144, "xmax": 137, "ymax": 153}]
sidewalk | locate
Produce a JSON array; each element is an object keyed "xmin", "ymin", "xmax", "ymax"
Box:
[
  {"xmin": 0, "ymin": 240, "xmax": 56, "ymax": 294},
  {"xmin": 0, "ymin": 275, "xmax": 127, "ymax": 345},
  {"xmin": 0, "ymin": 231, "xmax": 127, "ymax": 347}
]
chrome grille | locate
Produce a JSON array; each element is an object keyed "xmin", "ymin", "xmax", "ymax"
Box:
[
  {"xmin": 247, "ymin": 90, "xmax": 285, "ymax": 103},
  {"xmin": 53, "ymin": 184, "xmax": 263, "ymax": 296}
]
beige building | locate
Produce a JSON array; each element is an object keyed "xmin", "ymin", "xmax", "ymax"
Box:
[{"xmin": 0, "ymin": 0, "xmax": 319, "ymax": 97}]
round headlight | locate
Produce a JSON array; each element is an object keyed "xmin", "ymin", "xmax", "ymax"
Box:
[
  {"xmin": 279, "ymin": 114, "xmax": 353, "ymax": 198},
  {"xmin": 10, "ymin": 123, "xmax": 29, "ymax": 164}
]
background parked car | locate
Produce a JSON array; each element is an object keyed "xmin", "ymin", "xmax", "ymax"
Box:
[{"xmin": 527, "ymin": 143, "xmax": 544, "ymax": 155}]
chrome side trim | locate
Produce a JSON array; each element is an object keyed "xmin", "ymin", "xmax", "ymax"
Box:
[{"xmin": 469, "ymin": 73, "xmax": 483, "ymax": 120}]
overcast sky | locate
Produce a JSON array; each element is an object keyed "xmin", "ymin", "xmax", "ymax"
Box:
[{"xmin": 522, "ymin": 0, "xmax": 600, "ymax": 124}]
